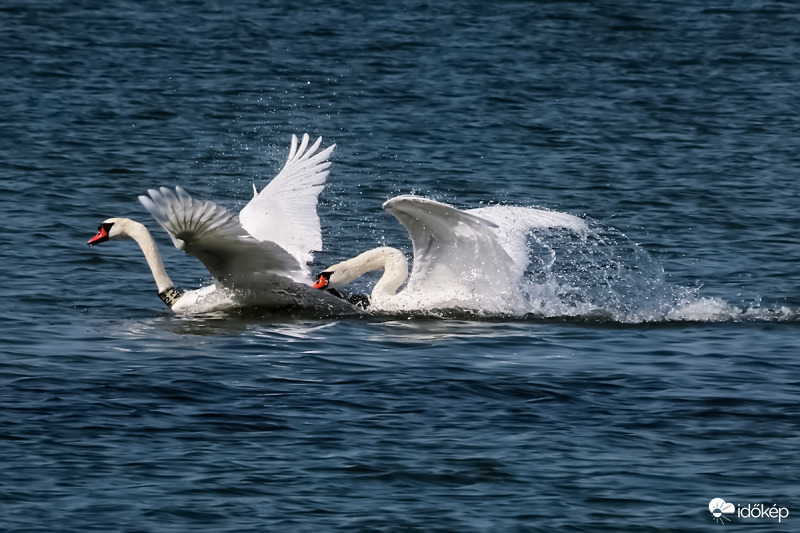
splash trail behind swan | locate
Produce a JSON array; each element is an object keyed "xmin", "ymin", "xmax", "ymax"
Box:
[{"xmin": 334, "ymin": 203, "xmax": 790, "ymax": 323}]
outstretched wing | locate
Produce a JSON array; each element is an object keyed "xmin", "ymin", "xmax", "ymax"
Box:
[
  {"xmin": 466, "ymin": 204, "xmax": 589, "ymax": 281},
  {"xmin": 382, "ymin": 196, "xmax": 518, "ymax": 295},
  {"xmin": 139, "ymin": 186, "xmax": 306, "ymax": 287},
  {"xmin": 238, "ymin": 133, "xmax": 335, "ymax": 267}
]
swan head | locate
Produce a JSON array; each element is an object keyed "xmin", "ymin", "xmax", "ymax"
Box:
[
  {"xmin": 312, "ymin": 269, "xmax": 372, "ymax": 309},
  {"xmin": 312, "ymin": 270, "xmax": 338, "ymax": 290},
  {"xmin": 87, "ymin": 217, "xmax": 140, "ymax": 245}
]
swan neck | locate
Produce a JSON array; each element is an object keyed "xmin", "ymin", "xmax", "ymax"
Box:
[
  {"xmin": 124, "ymin": 221, "xmax": 180, "ymax": 302},
  {"xmin": 371, "ymin": 249, "xmax": 408, "ymax": 299},
  {"xmin": 330, "ymin": 247, "xmax": 408, "ymax": 300}
]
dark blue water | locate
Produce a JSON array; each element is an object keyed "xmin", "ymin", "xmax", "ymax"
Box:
[{"xmin": 2, "ymin": 1, "xmax": 799, "ymax": 531}]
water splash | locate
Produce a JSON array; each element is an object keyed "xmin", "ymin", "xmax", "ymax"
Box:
[
  {"xmin": 318, "ymin": 206, "xmax": 799, "ymax": 324},
  {"xmin": 517, "ymin": 222, "xmax": 683, "ymax": 322},
  {"xmin": 502, "ymin": 220, "xmax": 794, "ymax": 323}
]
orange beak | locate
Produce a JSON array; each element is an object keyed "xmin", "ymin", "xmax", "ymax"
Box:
[
  {"xmin": 88, "ymin": 225, "xmax": 110, "ymax": 245},
  {"xmin": 312, "ymin": 272, "xmax": 331, "ymax": 289}
]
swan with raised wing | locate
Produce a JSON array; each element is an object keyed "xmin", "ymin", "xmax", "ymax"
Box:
[
  {"xmin": 88, "ymin": 134, "xmax": 338, "ymax": 314},
  {"xmin": 312, "ymin": 195, "xmax": 589, "ymax": 313}
]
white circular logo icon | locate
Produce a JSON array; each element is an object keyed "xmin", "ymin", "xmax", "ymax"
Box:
[{"xmin": 709, "ymin": 498, "xmax": 735, "ymax": 523}]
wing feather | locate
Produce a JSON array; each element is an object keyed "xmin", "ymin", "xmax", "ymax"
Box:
[
  {"xmin": 466, "ymin": 204, "xmax": 589, "ymax": 281},
  {"xmin": 382, "ymin": 196, "xmax": 588, "ymax": 300},
  {"xmin": 239, "ymin": 133, "xmax": 335, "ymax": 266},
  {"xmin": 382, "ymin": 196, "xmax": 517, "ymax": 295},
  {"xmin": 139, "ymin": 187, "xmax": 305, "ymax": 287}
]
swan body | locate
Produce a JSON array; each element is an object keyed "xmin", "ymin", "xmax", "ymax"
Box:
[
  {"xmin": 89, "ymin": 134, "xmax": 339, "ymax": 314},
  {"xmin": 314, "ymin": 195, "xmax": 589, "ymax": 313}
]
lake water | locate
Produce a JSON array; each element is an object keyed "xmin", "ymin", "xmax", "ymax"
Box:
[{"xmin": 1, "ymin": 1, "xmax": 798, "ymax": 531}]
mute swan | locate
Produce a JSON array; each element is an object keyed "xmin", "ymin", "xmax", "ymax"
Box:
[
  {"xmin": 88, "ymin": 133, "xmax": 338, "ymax": 314},
  {"xmin": 312, "ymin": 195, "xmax": 589, "ymax": 313}
]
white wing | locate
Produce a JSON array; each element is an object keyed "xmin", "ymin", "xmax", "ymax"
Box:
[
  {"xmin": 382, "ymin": 196, "xmax": 519, "ymax": 296},
  {"xmin": 139, "ymin": 187, "xmax": 306, "ymax": 287},
  {"xmin": 383, "ymin": 196, "xmax": 589, "ymax": 302},
  {"xmin": 466, "ymin": 204, "xmax": 589, "ymax": 281},
  {"xmin": 239, "ymin": 133, "xmax": 335, "ymax": 267},
  {"xmin": 468, "ymin": 205, "xmax": 588, "ymax": 233}
]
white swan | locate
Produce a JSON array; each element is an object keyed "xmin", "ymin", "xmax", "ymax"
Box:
[
  {"xmin": 88, "ymin": 133, "xmax": 339, "ymax": 314},
  {"xmin": 313, "ymin": 195, "xmax": 589, "ymax": 313}
]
